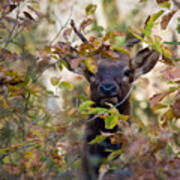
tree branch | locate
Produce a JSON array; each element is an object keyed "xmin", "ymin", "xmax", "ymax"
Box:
[
  {"xmin": 70, "ymin": 19, "xmax": 88, "ymax": 43},
  {"xmin": 49, "ymin": 7, "xmax": 73, "ymax": 45}
]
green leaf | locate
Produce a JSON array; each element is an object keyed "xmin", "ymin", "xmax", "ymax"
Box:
[
  {"xmin": 154, "ymin": 36, "xmax": 163, "ymax": 53},
  {"xmin": 58, "ymin": 62, "xmax": 63, "ymax": 71},
  {"xmin": 59, "ymin": 81, "xmax": 72, "ymax": 90},
  {"xmin": 58, "ymin": 60, "xmax": 68, "ymax": 71},
  {"xmin": 3, "ymin": 156, "xmax": 10, "ymax": 164},
  {"xmin": 89, "ymin": 107, "xmax": 109, "ymax": 114},
  {"xmin": 113, "ymin": 47, "xmax": 130, "ymax": 55},
  {"xmin": 145, "ymin": 10, "xmax": 164, "ymax": 37},
  {"xmin": 84, "ymin": 57, "xmax": 97, "ymax": 74},
  {"xmin": 177, "ymin": 24, "xmax": 180, "ymax": 34},
  {"xmin": 93, "ymin": 25, "xmax": 104, "ymax": 32},
  {"xmin": 50, "ymin": 77, "xmax": 60, "ymax": 86},
  {"xmin": 0, "ymin": 148, "xmax": 6, "ymax": 154},
  {"xmin": 24, "ymin": 75, "xmax": 30, "ymax": 84},
  {"xmin": 51, "ymin": 55, "xmax": 59, "ymax": 60},
  {"xmin": 150, "ymin": 10, "xmax": 164, "ymax": 23},
  {"xmin": 164, "ymin": 41, "xmax": 180, "ymax": 45},
  {"xmin": 85, "ymin": 4, "xmax": 97, "ymax": 15},
  {"xmin": 73, "ymin": 159, "xmax": 81, "ymax": 168},
  {"xmin": 78, "ymin": 100, "xmax": 94, "ymax": 113},
  {"xmin": 128, "ymin": 26, "xmax": 145, "ymax": 42},
  {"xmin": 169, "ymin": 121, "xmax": 175, "ymax": 129},
  {"xmin": 119, "ymin": 114, "xmax": 129, "ymax": 121},
  {"xmin": 164, "ymin": 108, "xmax": 174, "ymax": 122},
  {"xmin": 166, "ymin": 144, "xmax": 172, "ymax": 156},
  {"xmin": 105, "ymin": 115, "xmax": 118, "ymax": 129},
  {"xmin": 169, "ymin": 86, "xmax": 178, "ymax": 92},
  {"xmin": 107, "ymin": 149, "xmax": 122, "ymax": 161},
  {"xmin": 103, "ymin": 31, "xmax": 125, "ymax": 42},
  {"xmin": 152, "ymin": 103, "xmax": 167, "ymax": 111},
  {"xmin": 89, "ymin": 135, "xmax": 107, "ymax": 144}
]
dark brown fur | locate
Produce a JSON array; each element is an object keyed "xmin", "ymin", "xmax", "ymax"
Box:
[
  {"xmin": 79, "ymin": 50, "xmax": 160, "ymax": 180},
  {"xmin": 65, "ymin": 21, "xmax": 160, "ymax": 179}
]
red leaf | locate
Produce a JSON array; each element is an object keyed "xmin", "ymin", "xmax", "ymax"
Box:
[
  {"xmin": 63, "ymin": 28, "xmax": 72, "ymax": 41},
  {"xmin": 101, "ymin": 49, "xmax": 119, "ymax": 59},
  {"xmin": 80, "ymin": 18, "xmax": 93, "ymax": 31},
  {"xmin": 150, "ymin": 92, "xmax": 168, "ymax": 108},
  {"xmin": 103, "ymin": 31, "xmax": 125, "ymax": 42},
  {"xmin": 70, "ymin": 57, "xmax": 83, "ymax": 69}
]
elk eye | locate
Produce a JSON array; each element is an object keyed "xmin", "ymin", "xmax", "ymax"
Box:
[{"xmin": 124, "ymin": 69, "xmax": 131, "ymax": 76}]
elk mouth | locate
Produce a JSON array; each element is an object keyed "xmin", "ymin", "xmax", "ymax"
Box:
[{"xmin": 100, "ymin": 96, "xmax": 119, "ymax": 106}]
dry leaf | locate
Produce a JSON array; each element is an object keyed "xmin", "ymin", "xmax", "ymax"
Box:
[
  {"xmin": 150, "ymin": 92, "xmax": 168, "ymax": 108},
  {"xmin": 162, "ymin": 65, "xmax": 180, "ymax": 81},
  {"xmin": 101, "ymin": 49, "xmax": 119, "ymax": 59},
  {"xmin": 173, "ymin": 91, "xmax": 180, "ymax": 118},
  {"xmin": 70, "ymin": 57, "xmax": 83, "ymax": 69},
  {"xmin": 68, "ymin": 108, "xmax": 78, "ymax": 116},
  {"xmin": 161, "ymin": 10, "xmax": 177, "ymax": 30},
  {"xmin": 63, "ymin": 28, "xmax": 72, "ymax": 41},
  {"xmin": 80, "ymin": 18, "xmax": 93, "ymax": 31}
]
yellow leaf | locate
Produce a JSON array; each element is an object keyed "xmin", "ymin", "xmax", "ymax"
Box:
[
  {"xmin": 152, "ymin": 103, "xmax": 167, "ymax": 111},
  {"xmin": 84, "ymin": 57, "xmax": 97, "ymax": 74},
  {"xmin": 50, "ymin": 77, "xmax": 60, "ymax": 86},
  {"xmin": 89, "ymin": 135, "xmax": 107, "ymax": 144}
]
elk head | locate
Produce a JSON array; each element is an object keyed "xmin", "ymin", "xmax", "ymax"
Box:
[
  {"xmin": 60, "ymin": 20, "xmax": 160, "ymax": 109},
  {"xmin": 87, "ymin": 48, "xmax": 159, "ymax": 108},
  {"xmin": 63, "ymin": 47, "xmax": 159, "ymax": 108}
]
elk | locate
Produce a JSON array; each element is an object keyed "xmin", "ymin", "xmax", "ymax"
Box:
[{"xmin": 59, "ymin": 20, "xmax": 160, "ymax": 180}]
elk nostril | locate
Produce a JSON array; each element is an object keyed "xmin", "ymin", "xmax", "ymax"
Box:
[{"xmin": 100, "ymin": 83, "xmax": 117, "ymax": 95}]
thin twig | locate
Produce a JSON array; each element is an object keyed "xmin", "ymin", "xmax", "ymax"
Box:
[
  {"xmin": 4, "ymin": 3, "xmax": 21, "ymax": 48},
  {"xmin": 0, "ymin": 131, "xmax": 64, "ymax": 162},
  {"xmin": 0, "ymin": 3, "xmax": 21, "ymax": 61},
  {"xmin": 125, "ymin": 15, "xmax": 148, "ymax": 49},
  {"xmin": 70, "ymin": 19, "xmax": 88, "ymax": 43},
  {"xmin": 49, "ymin": 7, "xmax": 73, "ymax": 45},
  {"xmin": 33, "ymin": 55, "xmax": 69, "ymax": 83},
  {"xmin": 0, "ymin": 142, "xmax": 38, "ymax": 162}
]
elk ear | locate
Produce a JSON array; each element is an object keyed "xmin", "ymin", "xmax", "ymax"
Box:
[
  {"xmin": 130, "ymin": 47, "xmax": 160, "ymax": 80},
  {"xmin": 63, "ymin": 55, "xmax": 95, "ymax": 82}
]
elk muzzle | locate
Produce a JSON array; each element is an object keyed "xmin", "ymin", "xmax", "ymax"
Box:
[{"xmin": 99, "ymin": 83, "xmax": 117, "ymax": 96}]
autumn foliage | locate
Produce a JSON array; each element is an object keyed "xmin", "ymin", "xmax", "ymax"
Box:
[{"xmin": 0, "ymin": 0, "xmax": 180, "ymax": 179}]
